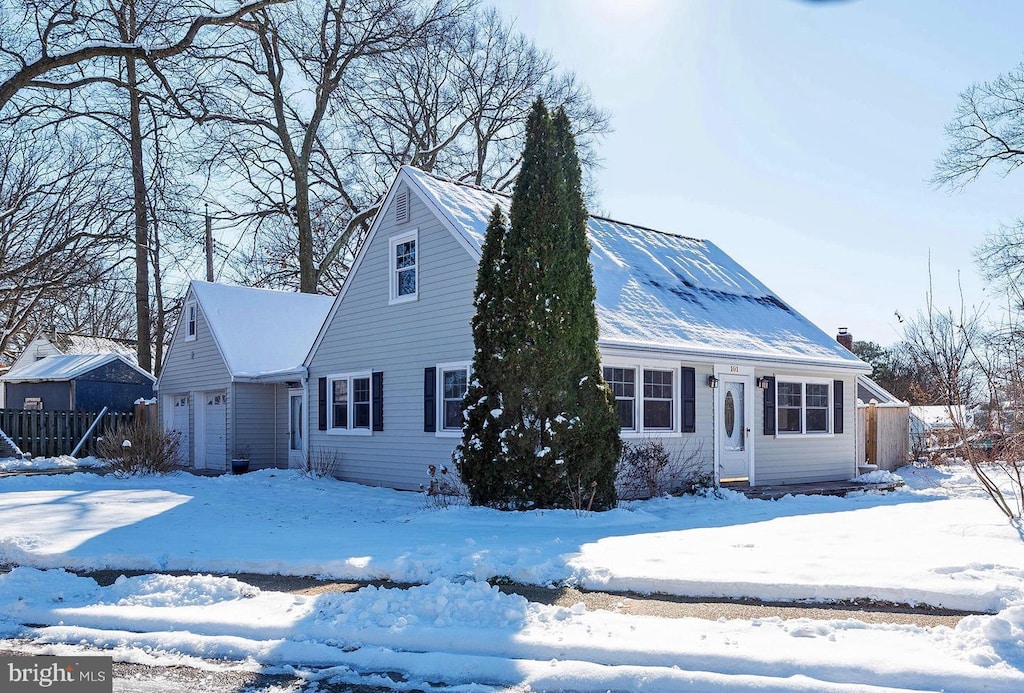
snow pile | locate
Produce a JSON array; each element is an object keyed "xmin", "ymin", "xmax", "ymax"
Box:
[
  {"xmin": 315, "ymin": 579, "xmax": 527, "ymax": 630},
  {"xmin": 851, "ymin": 469, "xmax": 903, "ymax": 484},
  {"xmin": 104, "ymin": 573, "xmax": 259, "ymax": 607},
  {"xmin": 0, "ymin": 455, "xmax": 105, "ymax": 472}
]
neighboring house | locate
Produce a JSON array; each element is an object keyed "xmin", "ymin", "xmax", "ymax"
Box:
[
  {"xmin": 1, "ymin": 329, "xmax": 138, "ymax": 408},
  {"xmin": 301, "ymin": 166, "xmax": 871, "ymax": 491},
  {"xmin": 156, "ymin": 281, "xmax": 333, "ymax": 472},
  {"xmin": 910, "ymin": 405, "xmax": 971, "ymax": 453},
  {"xmin": 0, "ymin": 353, "xmax": 154, "ymax": 412}
]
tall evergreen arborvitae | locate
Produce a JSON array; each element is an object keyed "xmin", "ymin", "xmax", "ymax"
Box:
[
  {"xmin": 455, "ymin": 205, "xmax": 511, "ymax": 504},
  {"xmin": 456, "ymin": 98, "xmax": 620, "ymax": 510}
]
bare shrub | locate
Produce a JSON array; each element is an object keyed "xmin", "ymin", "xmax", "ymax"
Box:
[
  {"xmin": 96, "ymin": 422, "xmax": 180, "ymax": 477},
  {"xmin": 566, "ymin": 476, "xmax": 599, "ymax": 516},
  {"xmin": 617, "ymin": 439, "xmax": 711, "ymax": 500},
  {"xmin": 420, "ymin": 464, "xmax": 468, "ymax": 509},
  {"xmin": 297, "ymin": 446, "xmax": 339, "ymax": 478}
]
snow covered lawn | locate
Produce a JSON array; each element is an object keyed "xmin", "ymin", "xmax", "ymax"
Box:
[{"xmin": 0, "ymin": 462, "xmax": 1022, "ymax": 691}]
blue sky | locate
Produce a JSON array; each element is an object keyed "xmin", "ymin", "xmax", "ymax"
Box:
[{"xmin": 490, "ymin": 0, "xmax": 1024, "ymax": 347}]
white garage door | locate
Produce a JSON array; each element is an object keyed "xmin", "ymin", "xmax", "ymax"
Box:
[
  {"xmin": 202, "ymin": 391, "xmax": 227, "ymax": 471},
  {"xmin": 170, "ymin": 395, "xmax": 190, "ymax": 465}
]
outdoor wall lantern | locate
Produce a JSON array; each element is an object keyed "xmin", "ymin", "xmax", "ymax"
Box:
[
  {"xmin": 707, "ymin": 375, "xmax": 719, "ymax": 388},
  {"xmin": 756, "ymin": 377, "xmax": 771, "ymax": 390}
]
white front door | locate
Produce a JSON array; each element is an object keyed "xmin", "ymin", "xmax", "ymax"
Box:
[
  {"xmin": 201, "ymin": 391, "xmax": 227, "ymax": 471},
  {"xmin": 718, "ymin": 373, "xmax": 753, "ymax": 482},
  {"xmin": 288, "ymin": 389, "xmax": 304, "ymax": 468}
]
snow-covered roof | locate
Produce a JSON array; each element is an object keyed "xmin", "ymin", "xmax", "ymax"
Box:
[
  {"xmin": 910, "ymin": 405, "xmax": 969, "ymax": 428},
  {"xmin": 189, "ymin": 281, "xmax": 334, "ymax": 378},
  {"xmin": 53, "ymin": 333, "xmax": 138, "ymax": 364},
  {"xmin": 402, "ymin": 166, "xmax": 868, "ymax": 370},
  {"xmin": 0, "ymin": 353, "xmax": 153, "ymax": 382}
]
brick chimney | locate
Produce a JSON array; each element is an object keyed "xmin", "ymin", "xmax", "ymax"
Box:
[{"xmin": 836, "ymin": 327, "xmax": 853, "ymax": 351}]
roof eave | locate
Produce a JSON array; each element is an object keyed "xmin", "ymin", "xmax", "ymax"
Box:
[{"xmin": 598, "ymin": 339, "xmax": 873, "ymax": 373}]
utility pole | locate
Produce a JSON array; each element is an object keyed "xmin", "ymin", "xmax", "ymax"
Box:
[{"xmin": 205, "ymin": 204, "xmax": 214, "ymax": 282}]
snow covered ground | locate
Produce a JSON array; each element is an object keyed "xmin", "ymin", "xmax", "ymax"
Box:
[
  {"xmin": 0, "ymin": 462, "xmax": 1022, "ymax": 691},
  {"xmin": 0, "ymin": 454, "xmax": 104, "ymax": 473}
]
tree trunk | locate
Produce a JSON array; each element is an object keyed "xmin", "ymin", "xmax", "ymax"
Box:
[
  {"xmin": 294, "ymin": 165, "xmax": 316, "ymax": 293},
  {"xmin": 127, "ymin": 54, "xmax": 153, "ymax": 373}
]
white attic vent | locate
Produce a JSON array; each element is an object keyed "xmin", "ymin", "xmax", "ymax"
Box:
[{"xmin": 395, "ymin": 187, "xmax": 410, "ymax": 224}]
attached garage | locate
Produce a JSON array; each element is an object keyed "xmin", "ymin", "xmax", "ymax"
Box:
[{"xmin": 155, "ymin": 281, "xmax": 333, "ymax": 472}]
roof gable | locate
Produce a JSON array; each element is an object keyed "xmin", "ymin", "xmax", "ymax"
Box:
[
  {"xmin": 189, "ymin": 281, "xmax": 334, "ymax": 378},
  {"xmin": 401, "ymin": 166, "xmax": 867, "ymax": 370}
]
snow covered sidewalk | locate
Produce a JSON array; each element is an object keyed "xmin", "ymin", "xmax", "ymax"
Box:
[{"xmin": 1, "ymin": 568, "xmax": 1022, "ymax": 692}]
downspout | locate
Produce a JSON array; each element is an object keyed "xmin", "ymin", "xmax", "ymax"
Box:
[{"xmin": 301, "ymin": 367, "xmax": 310, "ymax": 469}]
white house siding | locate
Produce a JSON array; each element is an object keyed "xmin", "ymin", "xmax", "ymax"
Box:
[
  {"xmin": 232, "ymin": 382, "xmax": 290, "ymax": 470},
  {"xmin": 307, "ymin": 187, "xmax": 478, "ymax": 490},
  {"xmin": 156, "ymin": 294, "xmax": 232, "ymax": 469},
  {"xmin": 751, "ymin": 369, "xmax": 858, "ymax": 485}
]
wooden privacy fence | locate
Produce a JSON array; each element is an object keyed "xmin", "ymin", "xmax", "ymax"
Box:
[
  {"xmin": 0, "ymin": 409, "xmax": 134, "ymax": 458},
  {"xmin": 857, "ymin": 401, "xmax": 910, "ymax": 471}
]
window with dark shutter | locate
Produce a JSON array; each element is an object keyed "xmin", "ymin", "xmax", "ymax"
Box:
[
  {"xmin": 833, "ymin": 379, "xmax": 844, "ymax": 434},
  {"xmin": 681, "ymin": 367, "xmax": 696, "ymax": 433},
  {"xmin": 762, "ymin": 376, "xmax": 776, "ymax": 435},
  {"xmin": 372, "ymin": 371, "xmax": 384, "ymax": 431},
  {"xmin": 424, "ymin": 367, "xmax": 436, "ymax": 432},
  {"xmin": 317, "ymin": 377, "xmax": 327, "ymax": 431}
]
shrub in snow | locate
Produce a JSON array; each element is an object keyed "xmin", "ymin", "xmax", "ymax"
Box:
[
  {"xmin": 297, "ymin": 446, "xmax": 339, "ymax": 478},
  {"xmin": 95, "ymin": 422, "xmax": 180, "ymax": 477},
  {"xmin": 420, "ymin": 464, "xmax": 467, "ymax": 509},
  {"xmin": 617, "ymin": 439, "xmax": 713, "ymax": 500},
  {"xmin": 455, "ymin": 99, "xmax": 620, "ymax": 511}
]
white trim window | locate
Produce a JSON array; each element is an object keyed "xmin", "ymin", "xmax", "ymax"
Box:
[
  {"xmin": 776, "ymin": 378, "xmax": 831, "ymax": 435},
  {"xmin": 329, "ymin": 372, "xmax": 372, "ymax": 434},
  {"xmin": 438, "ymin": 362, "xmax": 470, "ymax": 436},
  {"xmin": 604, "ymin": 367, "xmax": 636, "ymax": 431},
  {"xmin": 184, "ymin": 301, "xmax": 197, "ymax": 341},
  {"xmin": 603, "ymin": 364, "xmax": 679, "ymax": 435},
  {"xmin": 389, "ymin": 230, "xmax": 418, "ymax": 304}
]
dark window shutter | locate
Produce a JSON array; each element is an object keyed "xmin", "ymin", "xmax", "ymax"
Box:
[
  {"xmin": 423, "ymin": 367, "xmax": 436, "ymax": 433},
  {"xmin": 762, "ymin": 376, "xmax": 776, "ymax": 436},
  {"xmin": 681, "ymin": 367, "xmax": 696, "ymax": 433},
  {"xmin": 833, "ymin": 379, "xmax": 844, "ymax": 434},
  {"xmin": 318, "ymin": 377, "xmax": 327, "ymax": 431},
  {"xmin": 372, "ymin": 371, "xmax": 384, "ymax": 432}
]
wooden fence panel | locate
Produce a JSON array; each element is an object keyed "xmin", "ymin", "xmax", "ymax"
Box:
[
  {"xmin": 856, "ymin": 402, "xmax": 910, "ymax": 472},
  {"xmin": 0, "ymin": 409, "xmax": 135, "ymax": 458}
]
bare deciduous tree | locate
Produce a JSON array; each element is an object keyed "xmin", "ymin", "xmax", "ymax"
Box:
[
  {"xmin": 0, "ymin": 0, "xmax": 288, "ymax": 111},
  {"xmin": 0, "ymin": 134, "xmax": 122, "ymax": 357}
]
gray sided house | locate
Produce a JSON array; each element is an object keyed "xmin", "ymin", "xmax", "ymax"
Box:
[
  {"xmin": 157, "ymin": 281, "xmax": 333, "ymax": 472},
  {"xmin": 303, "ymin": 167, "xmax": 872, "ymax": 492},
  {"xmin": 0, "ymin": 353, "xmax": 154, "ymax": 412}
]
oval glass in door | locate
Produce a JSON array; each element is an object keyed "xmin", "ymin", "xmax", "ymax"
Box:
[{"xmin": 724, "ymin": 382, "xmax": 745, "ymax": 451}]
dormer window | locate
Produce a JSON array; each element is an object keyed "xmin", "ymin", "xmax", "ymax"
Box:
[
  {"xmin": 184, "ymin": 301, "xmax": 197, "ymax": 341},
  {"xmin": 389, "ymin": 230, "xmax": 418, "ymax": 304}
]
